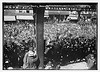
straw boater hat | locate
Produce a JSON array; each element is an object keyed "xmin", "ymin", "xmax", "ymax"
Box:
[
  {"xmin": 28, "ymin": 47, "xmax": 36, "ymax": 57},
  {"xmin": 28, "ymin": 50, "xmax": 35, "ymax": 56}
]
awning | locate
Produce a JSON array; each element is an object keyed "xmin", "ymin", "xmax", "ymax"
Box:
[
  {"xmin": 16, "ymin": 15, "xmax": 34, "ymax": 20},
  {"xmin": 4, "ymin": 16, "xmax": 16, "ymax": 21}
]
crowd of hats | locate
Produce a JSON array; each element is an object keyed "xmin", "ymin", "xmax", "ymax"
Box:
[
  {"xmin": 44, "ymin": 33, "xmax": 97, "ymax": 68},
  {"xmin": 44, "ymin": 22, "xmax": 97, "ymax": 69},
  {"xmin": 4, "ymin": 21, "xmax": 36, "ymax": 46},
  {"xmin": 3, "ymin": 21, "xmax": 36, "ymax": 69},
  {"xmin": 44, "ymin": 21, "xmax": 96, "ymax": 41}
]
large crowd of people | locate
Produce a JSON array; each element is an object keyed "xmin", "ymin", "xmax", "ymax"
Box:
[
  {"xmin": 3, "ymin": 18, "xmax": 97, "ymax": 70},
  {"xmin": 44, "ymin": 14, "xmax": 97, "ymax": 69},
  {"xmin": 3, "ymin": 20, "xmax": 37, "ymax": 69},
  {"xmin": 44, "ymin": 36, "xmax": 97, "ymax": 69},
  {"xmin": 3, "ymin": 5, "xmax": 97, "ymax": 70}
]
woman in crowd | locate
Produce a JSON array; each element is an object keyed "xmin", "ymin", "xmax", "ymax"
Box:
[{"xmin": 23, "ymin": 47, "xmax": 39, "ymax": 69}]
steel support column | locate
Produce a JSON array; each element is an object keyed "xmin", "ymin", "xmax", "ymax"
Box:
[{"xmin": 33, "ymin": 6, "xmax": 45, "ymax": 69}]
